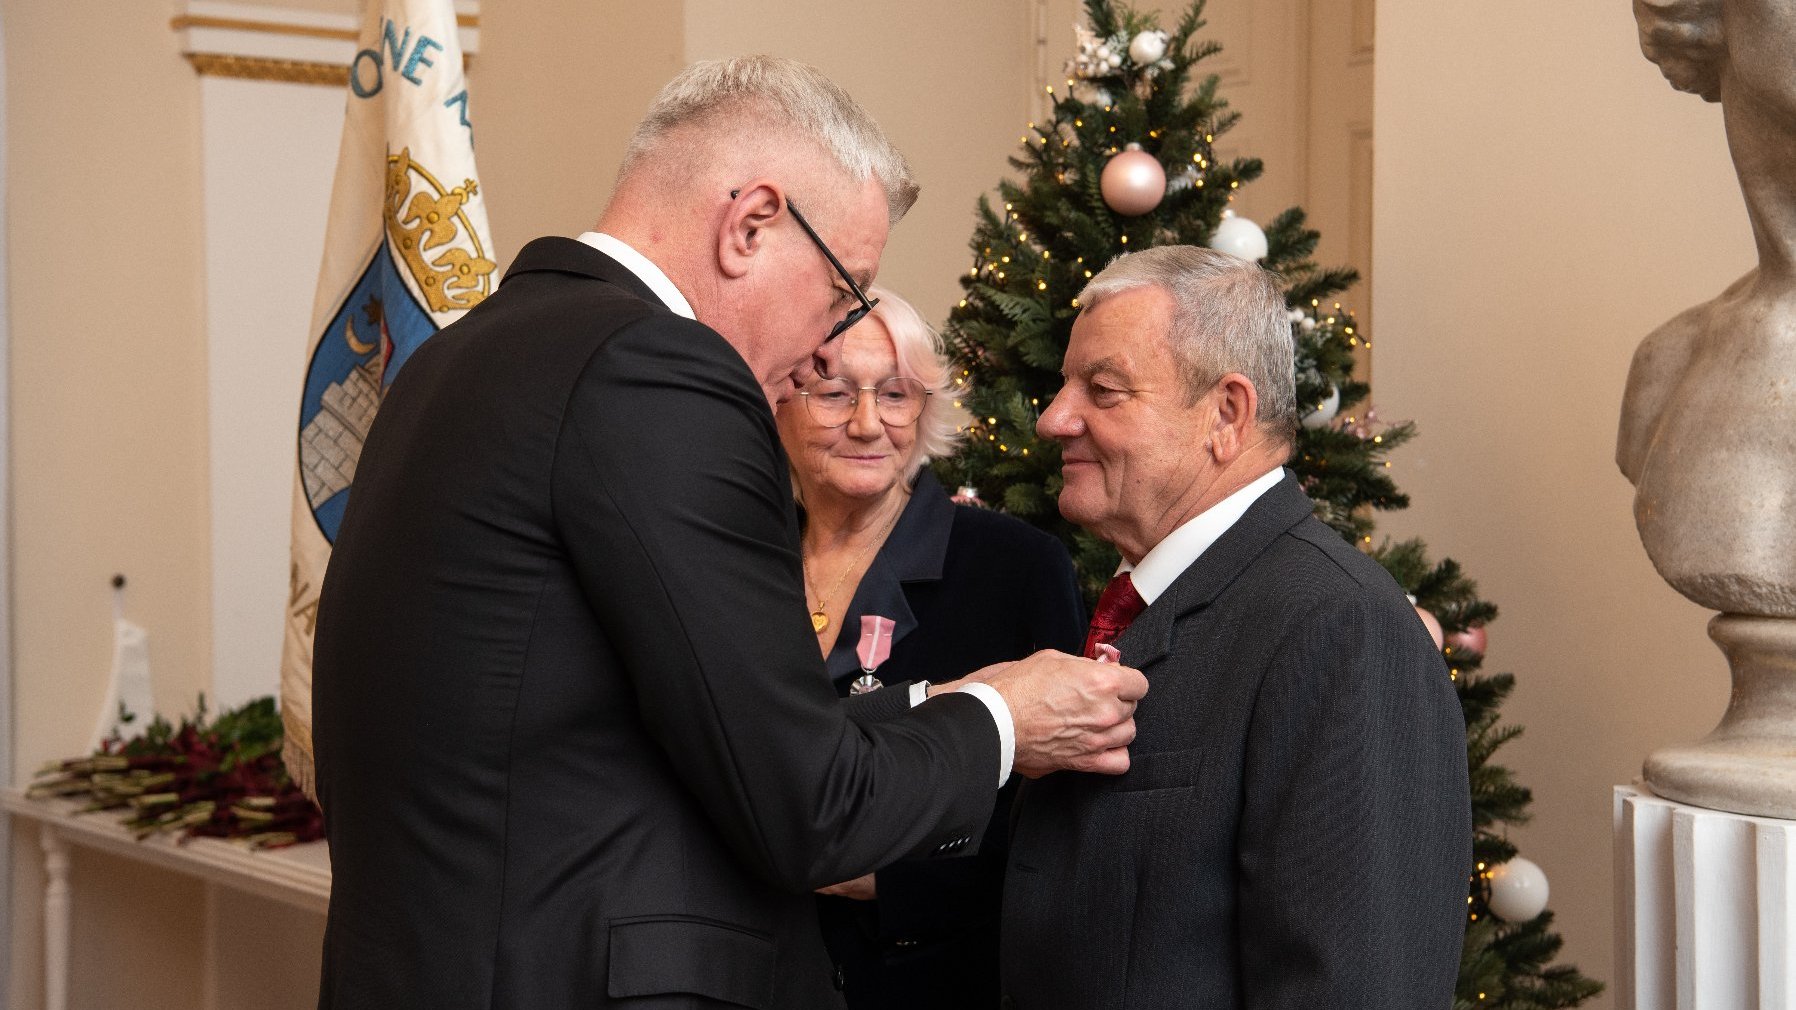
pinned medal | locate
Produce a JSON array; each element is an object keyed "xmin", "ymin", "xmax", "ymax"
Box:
[{"xmin": 851, "ymin": 615, "xmax": 896, "ymax": 694}]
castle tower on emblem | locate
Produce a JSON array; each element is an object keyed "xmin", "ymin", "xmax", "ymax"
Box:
[{"xmin": 301, "ymin": 354, "xmax": 383, "ymax": 510}]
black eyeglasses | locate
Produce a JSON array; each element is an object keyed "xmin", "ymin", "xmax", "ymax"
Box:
[{"xmin": 732, "ymin": 189, "xmax": 880, "ymax": 341}]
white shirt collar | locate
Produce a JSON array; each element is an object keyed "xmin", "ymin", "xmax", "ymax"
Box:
[
  {"xmin": 1122, "ymin": 467, "xmax": 1287, "ymax": 604},
  {"xmin": 575, "ymin": 231, "xmax": 696, "ymax": 320}
]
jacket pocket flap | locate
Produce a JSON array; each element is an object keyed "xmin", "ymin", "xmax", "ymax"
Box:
[{"xmin": 607, "ymin": 915, "xmax": 776, "ymax": 1008}]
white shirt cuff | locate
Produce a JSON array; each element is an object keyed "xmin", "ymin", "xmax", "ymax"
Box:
[
  {"xmin": 907, "ymin": 680, "xmax": 931, "ymax": 708},
  {"xmin": 950, "ymin": 682, "xmax": 1015, "ymax": 787}
]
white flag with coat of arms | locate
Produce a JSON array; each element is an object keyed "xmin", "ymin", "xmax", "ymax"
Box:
[{"xmin": 282, "ymin": 0, "xmax": 495, "ymax": 798}]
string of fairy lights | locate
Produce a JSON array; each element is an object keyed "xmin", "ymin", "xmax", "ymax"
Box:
[{"xmin": 934, "ymin": 8, "xmax": 1585, "ymax": 1005}]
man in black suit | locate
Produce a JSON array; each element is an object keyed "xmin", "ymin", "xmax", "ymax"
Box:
[
  {"xmin": 1003, "ymin": 246, "xmax": 1471, "ymax": 1008},
  {"xmin": 311, "ymin": 58, "xmax": 1146, "ymax": 1009}
]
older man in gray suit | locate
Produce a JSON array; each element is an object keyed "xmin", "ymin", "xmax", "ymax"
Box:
[{"xmin": 1002, "ymin": 246, "xmax": 1471, "ymax": 1009}]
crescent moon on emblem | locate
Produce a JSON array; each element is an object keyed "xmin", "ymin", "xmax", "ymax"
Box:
[{"xmin": 344, "ymin": 318, "xmax": 377, "ymax": 355}]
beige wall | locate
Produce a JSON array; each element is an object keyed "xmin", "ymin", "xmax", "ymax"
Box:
[
  {"xmin": 474, "ymin": 2, "xmax": 684, "ymax": 265},
  {"xmin": 1375, "ymin": 0, "xmax": 1752, "ymax": 998},
  {"xmin": 6, "ymin": 8, "xmax": 215, "ymax": 1007},
  {"xmin": 10, "ymin": 0, "xmax": 1749, "ymax": 1004},
  {"xmin": 6, "ymin": 2, "xmax": 212, "ymax": 778},
  {"xmin": 475, "ymin": 0, "xmax": 1044, "ymax": 322},
  {"xmin": 2, "ymin": 1, "xmax": 1053, "ymax": 1004},
  {"xmin": 683, "ymin": 0, "xmax": 1039, "ymax": 318}
]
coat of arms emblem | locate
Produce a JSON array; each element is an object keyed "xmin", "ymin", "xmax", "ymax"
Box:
[{"xmin": 297, "ymin": 147, "xmax": 495, "ymax": 540}]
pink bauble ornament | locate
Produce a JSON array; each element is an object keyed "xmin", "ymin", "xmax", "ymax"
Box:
[
  {"xmin": 1101, "ymin": 143, "xmax": 1166, "ymax": 216},
  {"xmin": 1414, "ymin": 605, "xmax": 1445, "ymax": 650},
  {"xmin": 1446, "ymin": 624, "xmax": 1488, "ymax": 657},
  {"xmin": 951, "ymin": 485, "xmax": 987, "ymax": 508}
]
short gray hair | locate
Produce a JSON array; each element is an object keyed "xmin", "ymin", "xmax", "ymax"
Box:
[
  {"xmin": 1079, "ymin": 246, "xmax": 1297, "ymax": 444},
  {"xmin": 622, "ymin": 56, "xmax": 920, "ymax": 224},
  {"xmin": 869, "ymin": 286, "xmax": 974, "ymax": 478}
]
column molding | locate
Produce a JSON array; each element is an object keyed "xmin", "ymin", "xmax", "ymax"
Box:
[{"xmin": 173, "ymin": 1, "xmax": 481, "ymax": 87}]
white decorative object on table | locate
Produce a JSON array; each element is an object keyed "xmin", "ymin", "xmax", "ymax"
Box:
[
  {"xmin": 1208, "ymin": 209, "xmax": 1268, "ymax": 261},
  {"xmin": 90, "ymin": 575, "xmax": 154, "ymax": 751}
]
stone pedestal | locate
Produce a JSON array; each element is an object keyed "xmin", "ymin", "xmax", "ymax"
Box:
[
  {"xmin": 1643, "ymin": 615, "xmax": 1796, "ymax": 819},
  {"xmin": 1614, "ymin": 785, "xmax": 1796, "ymax": 1009}
]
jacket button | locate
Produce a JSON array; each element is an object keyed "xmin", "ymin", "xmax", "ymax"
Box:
[{"xmin": 833, "ymin": 966, "xmax": 847, "ymax": 990}]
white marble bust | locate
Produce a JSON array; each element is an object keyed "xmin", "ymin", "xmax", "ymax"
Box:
[{"xmin": 1618, "ymin": 0, "xmax": 1796, "ymax": 619}]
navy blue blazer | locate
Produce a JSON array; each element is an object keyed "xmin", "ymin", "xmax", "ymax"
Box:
[{"xmin": 815, "ymin": 470, "xmax": 1084, "ymax": 1009}]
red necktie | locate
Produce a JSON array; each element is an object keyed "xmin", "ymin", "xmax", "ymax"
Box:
[{"xmin": 1083, "ymin": 572, "xmax": 1148, "ymax": 659}]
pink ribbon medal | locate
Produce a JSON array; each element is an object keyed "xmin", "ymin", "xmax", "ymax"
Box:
[{"xmin": 851, "ymin": 615, "xmax": 896, "ymax": 695}]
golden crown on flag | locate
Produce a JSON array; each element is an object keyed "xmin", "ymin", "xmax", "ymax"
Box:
[{"xmin": 385, "ymin": 147, "xmax": 496, "ymax": 313}]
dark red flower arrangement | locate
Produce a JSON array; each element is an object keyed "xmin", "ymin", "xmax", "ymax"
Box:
[{"xmin": 28, "ymin": 696, "xmax": 323, "ymax": 850}]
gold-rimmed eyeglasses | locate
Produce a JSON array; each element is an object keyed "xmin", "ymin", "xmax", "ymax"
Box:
[{"xmin": 798, "ymin": 376, "xmax": 930, "ymax": 428}]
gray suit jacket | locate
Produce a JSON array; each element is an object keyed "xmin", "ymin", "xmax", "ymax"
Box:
[{"xmin": 1002, "ymin": 472, "xmax": 1471, "ymax": 1009}]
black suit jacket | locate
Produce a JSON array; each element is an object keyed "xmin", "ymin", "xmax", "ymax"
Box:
[
  {"xmin": 812, "ymin": 472, "xmax": 1084, "ymax": 1009},
  {"xmin": 1002, "ymin": 474, "xmax": 1471, "ymax": 1009},
  {"xmin": 312, "ymin": 238, "xmax": 1000, "ymax": 1010}
]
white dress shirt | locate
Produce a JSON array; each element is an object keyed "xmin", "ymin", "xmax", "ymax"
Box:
[
  {"xmin": 1122, "ymin": 466, "xmax": 1286, "ymax": 605},
  {"xmin": 573, "ymin": 231, "xmax": 1015, "ymax": 785},
  {"xmin": 575, "ymin": 232, "xmax": 696, "ymax": 320}
]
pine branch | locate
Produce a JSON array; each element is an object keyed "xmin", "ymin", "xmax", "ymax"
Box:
[{"xmin": 941, "ymin": 7, "xmax": 1601, "ymax": 1000}]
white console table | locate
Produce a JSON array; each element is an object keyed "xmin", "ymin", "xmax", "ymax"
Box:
[
  {"xmin": 3, "ymin": 790, "xmax": 330, "ymax": 1010},
  {"xmin": 1614, "ymin": 784, "xmax": 1796, "ymax": 1009}
]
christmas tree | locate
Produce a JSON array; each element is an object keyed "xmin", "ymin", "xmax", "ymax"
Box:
[{"xmin": 936, "ymin": 2, "xmax": 1603, "ymax": 1006}]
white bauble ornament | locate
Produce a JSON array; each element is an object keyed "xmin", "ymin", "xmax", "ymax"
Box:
[
  {"xmin": 1301, "ymin": 387, "xmax": 1340, "ymax": 429},
  {"xmin": 1208, "ymin": 209, "xmax": 1269, "ymax": 261},
  {"xmin": 1100, "ymin": 143, "xmax": 1166, "ymax": 216},
  {"xmin": 1299, "ymin": 316, "xmax": 1317, "ymax": 333},
  {"xmin": 1287, "ymin": 308, "xmax": 1306, "ymax": 323},
  {"xmin": 1487, "ymin": 856, "xmax": 1550, "ymax": 922},
  {"xmin": 1129, "ymin": 30, "xmax": 1168, "ymax": 66}
]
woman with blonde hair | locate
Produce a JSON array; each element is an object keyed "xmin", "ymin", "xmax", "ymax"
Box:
[{"xmin": 776, "ymin": 286, "xmax": 1083, "ymax": 1007}]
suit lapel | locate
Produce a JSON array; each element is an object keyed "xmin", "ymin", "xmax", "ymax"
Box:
[
  {"xmin": 503, "ymin": 236, "xmax": 663, "ymax": 307},
  {"xmin": 824, "ymin": 473, "xmax": 955, "ymax": 685},
  {"xmin": 1115, "ymin": 471, "xmax": 1314, "ymax": 669}
]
